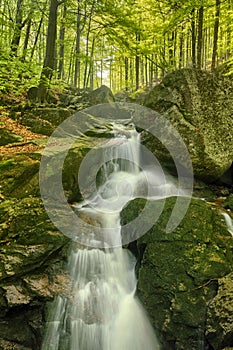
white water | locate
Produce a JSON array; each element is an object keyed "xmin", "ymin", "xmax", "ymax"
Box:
[{"xmin": 42, "ymin": 124, "xmax": 185, "ymax": 350}]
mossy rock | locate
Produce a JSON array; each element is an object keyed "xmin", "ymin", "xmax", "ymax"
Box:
[
  {"xmin": 0, "ymin": 128, "xmax": 23, "ymax": 146},
  {"xmin": 121, "ymin": 197, "xmax": 233, "ymax": 349},
  {"xmin": 0, "ymin": 196, "xmax": 69, "ymax": 348},
  {"xmin": 144, "ymin": 69, "xmax": 233, "ymax": 181},
  {"xmin": 206, "ymin": 272, "xmax": 233, "ymax": 349},
  {"xmin": 0, "ymin": 153, "xmax": 41, "ymax": 199}
]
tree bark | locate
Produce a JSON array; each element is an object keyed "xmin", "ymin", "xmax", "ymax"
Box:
[
  {"xmin": 125, "ymin": 57, "xmax": 129, "ymax": 91},
  {"xmin": 211, "ymin": 0, "xmax": 220, "ymax": 71},
  {"xmin": 10, "ymin": 0, "xmax": 24, "ymax": 56},
  {"xmin": 135, "ymin": 34, "xmax": 140, "ymax": 90},
  {"xmin": 38, "ymin": 0, "xmax": 61, "ymax": 101},
  {"xmin": 191, "ymin": 8, "xmax": 196, "ymax": 68},
  {"xmin": 197, "ymin": 6, "xmax": 204, "ymax": 70},
  {"xmin": 58, "ymin": 4, "xmax": 67, "ymax": 80},
  {"xmin": 22, "ymin": 18, "xmax": 32, "ymax": 61},
  {"xmin": 83, "ymin": 0, "xmax": 95, "ymax": 89},
  {"xmin": 74, "ymin": 0, "xmax": 82, "ymax": 88}
]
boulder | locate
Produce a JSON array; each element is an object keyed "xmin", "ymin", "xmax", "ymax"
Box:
[
  {"xmin": 20, "ymin": 108, "xmax": 73, "ymax": 136},
  {"xmin": 0, "ymin": 153, "xmax": 41, "ymax": 200},
  {"xmin": 206, "ymin": 272, "xmax": 233, "ymax": 349},
  {"xmin": 144, "ymin": 69, "xmax": 233, "ymax": 182},
  {"xmin": 84, "ymin": 85, "xmax": 115, "ymax": 105},
  {"xmin": 121, "ymin": 197, "xmax": 233, "ymax": 349},
  {"xmin": 0, "ymin": 197, "xmax": 69, "ymax": 349}
]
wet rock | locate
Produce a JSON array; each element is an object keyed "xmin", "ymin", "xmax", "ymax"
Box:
[
  {"xmin": 144, "ymin": 69, "xmax": 233, "ymax": 181},
  {"xmin": 121, "ymin": 197, "xmax": 233, "ymax": 349}
]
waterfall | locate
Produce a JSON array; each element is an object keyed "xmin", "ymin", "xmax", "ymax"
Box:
[{"xmin": 42, "ymin": 123, "xmax": 178, "ymax": 350}]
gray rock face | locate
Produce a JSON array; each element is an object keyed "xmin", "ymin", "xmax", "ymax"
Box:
[{"xmin": 144, "ymin": 69, "xmax": 233, "ymax": 181}]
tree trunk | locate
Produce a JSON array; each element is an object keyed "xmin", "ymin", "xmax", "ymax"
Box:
[
  {"xmin": 86, "ymin": 36, "xmax": 95, "ymax": 89},
  {"xmin": 83, "ymin": 1, "xmax": 95, "ymax": 89},
  {"xmin": 179, "ymin": 26, "xmax": 184, "ymax": 69},
  {"xmin": 38, "ymin": 0, "xmax": 60, "ymax": 101},
  {"xmin": 10, "ymin": 0, "xmax": 24, "ymax": 56},
  {"xmin": 211, "ymin": 0, "xmax": 220, "ymax": 71},
  {"xmin": 197, "ymin": 6, "xmax": 204, "ymax": 70},
  {"xmin": 125, "ymin": 57, "xmax": 129, "ymax": 91},
  {"xmin": 135, "ymin": 34, "xmax": 140, "ymax": 90},
  {"xmin": 58, "ymin": 4, "xmax": 67, "ymax": 80},
  {"xmin": 22, "ymin": 18, "xmax": 32, "ymax": 61},
  {"xmin": 30, "ymin": 12, "xmax": 44, "ymax": 61},
  {"xmin": 191, "ymin": 8, "xmax": 196, "ymax": 68},
  {"xmin": 74, "ymin": 0, "xmax": 82, "ymax": 88}
]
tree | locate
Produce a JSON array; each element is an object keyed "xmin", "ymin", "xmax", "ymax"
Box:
[
  {"xmin": 38, "ymin": 0, "xmax": 64, "ymax": 101},
  {"xmin": 211, "ymin": 0, "xmax": 220, "ymax": 71}
]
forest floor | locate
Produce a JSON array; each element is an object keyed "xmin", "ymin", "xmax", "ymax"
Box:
[{"xmin": 0, "ymin": 112, "xmax": 47, "ymax": 154}]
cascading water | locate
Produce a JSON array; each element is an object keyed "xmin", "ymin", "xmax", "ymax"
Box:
[{"xmin": 42, "ymin": 123, "xmax": 183, "ymax": 350}]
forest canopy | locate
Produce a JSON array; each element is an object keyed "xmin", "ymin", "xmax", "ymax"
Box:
[{"xmin": 0, "ymin": 0, "xmax": 232, "ymax": 94}]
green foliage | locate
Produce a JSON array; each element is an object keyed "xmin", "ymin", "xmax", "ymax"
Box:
[
  {"xmin": 0, "ymin": 53, "xmax": 40, "ymax": 95},
  {"xmin": 0, "ymin": 0, "xmax": 233, "ymax": 95}
]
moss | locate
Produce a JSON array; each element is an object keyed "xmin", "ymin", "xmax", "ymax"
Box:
[{"xmin": 122, "ymin": 197, "xmax": 233, "ymax": 348}]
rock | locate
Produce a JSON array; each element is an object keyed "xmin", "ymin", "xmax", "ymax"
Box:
[
  {"xmin": 144, "ymin": 69, "xmax": 233, "ymax": 182},
  {"xmin": 21, "ymin": 108, "xmax": 73, "ymax": 136},
  {"xmin": 84, "ymin": 85, "xmax": 115, "ymax": 105},
  {"xmin": 206, "ymin": 273, "xmax": 233, "ymax": 349},
  {"xmin": 0, "ymin": 197, "xmax": 69, "ymax": 349},
  {"xmin": 0, "ymin": 153, "xmax": 41, "ymax": 199},
  {"xmin": 0, "ymin": 339, "xmax": 31, "ymax": 349},
  {"xmin": 27, "ymin": 86, "xmax": 38, "ymax": 102},
  {"xmin": 121, "ymin": 197, "xmax": 233, "ymax": 349},
  {"xmin": 2, "ymin": 285, "xmax": 31, "ymax": 307},
  {"xmin": 0, "ymin": 128, "xmax": 23, "ymax": 146},
  {"xmin": 0, "ymin": 198, "xmax": 69, "ymax": 276}
]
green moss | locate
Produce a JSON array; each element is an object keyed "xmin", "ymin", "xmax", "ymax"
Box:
[{"xmin": 0, "ymin": 159, "xmax": 15, "ymax": 171}]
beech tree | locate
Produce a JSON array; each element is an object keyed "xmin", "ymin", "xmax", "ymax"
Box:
[{"xmin": 1, "ymin": 0, "xmax": 233, "ymax": 95}]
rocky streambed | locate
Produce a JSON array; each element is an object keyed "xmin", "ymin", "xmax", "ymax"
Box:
[{"xmin": 0, "ymin": 70, "xmax": 233, "ymax": 349}]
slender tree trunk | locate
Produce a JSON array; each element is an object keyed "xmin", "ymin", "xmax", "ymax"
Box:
[
  {"xmin": 30, "ymin": 12, "xmax": 44, "ymax": 61},
  {"xmin": 135, "ymin": 34, "xmax": 140, "ymax": 90},
  {"xmin": 191, "ymin": 8, "xmax": 196, "ymax": 68},
  {"xmin": 211, "ymin": 0, "xmax": 220, "ymax": 71},
  {"xmin": 83, "ymin": 1, "xmax": 95, "ymax": 88},
  {"xmin": 74, "ymin": 1, "xmax": 82, "ymax": 88},
  {"xmin": 22, "ymin": 18, "xmax": 32, "ymax": 61},
  {"xmin": 197, "ymin": 6, "xmax": 204, "ymax": 69},
  {"xmin": 86, "ymin": 36, "xmax": 95, "ymax": 89},
  {"xmin": 38, "ymin": 0, "xmax": 61, "ymax": 101},
  {"xmin": 179, "ymin": 26, "xmax": 184, "ymax": 69},
  {"xmin": 58, "ymin": 4, "xmax": 67, "ymax": 80},
  {"xmin": 125, "ymin": 57, "xmax": 129, "ymax": 91},
  {"xmin": 10, "ymin": 0, "xmax": 24, "ymax": 56},
  {"xmin": 168, "ymin": 32, "xmax": 175, "ymax": 68}
]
